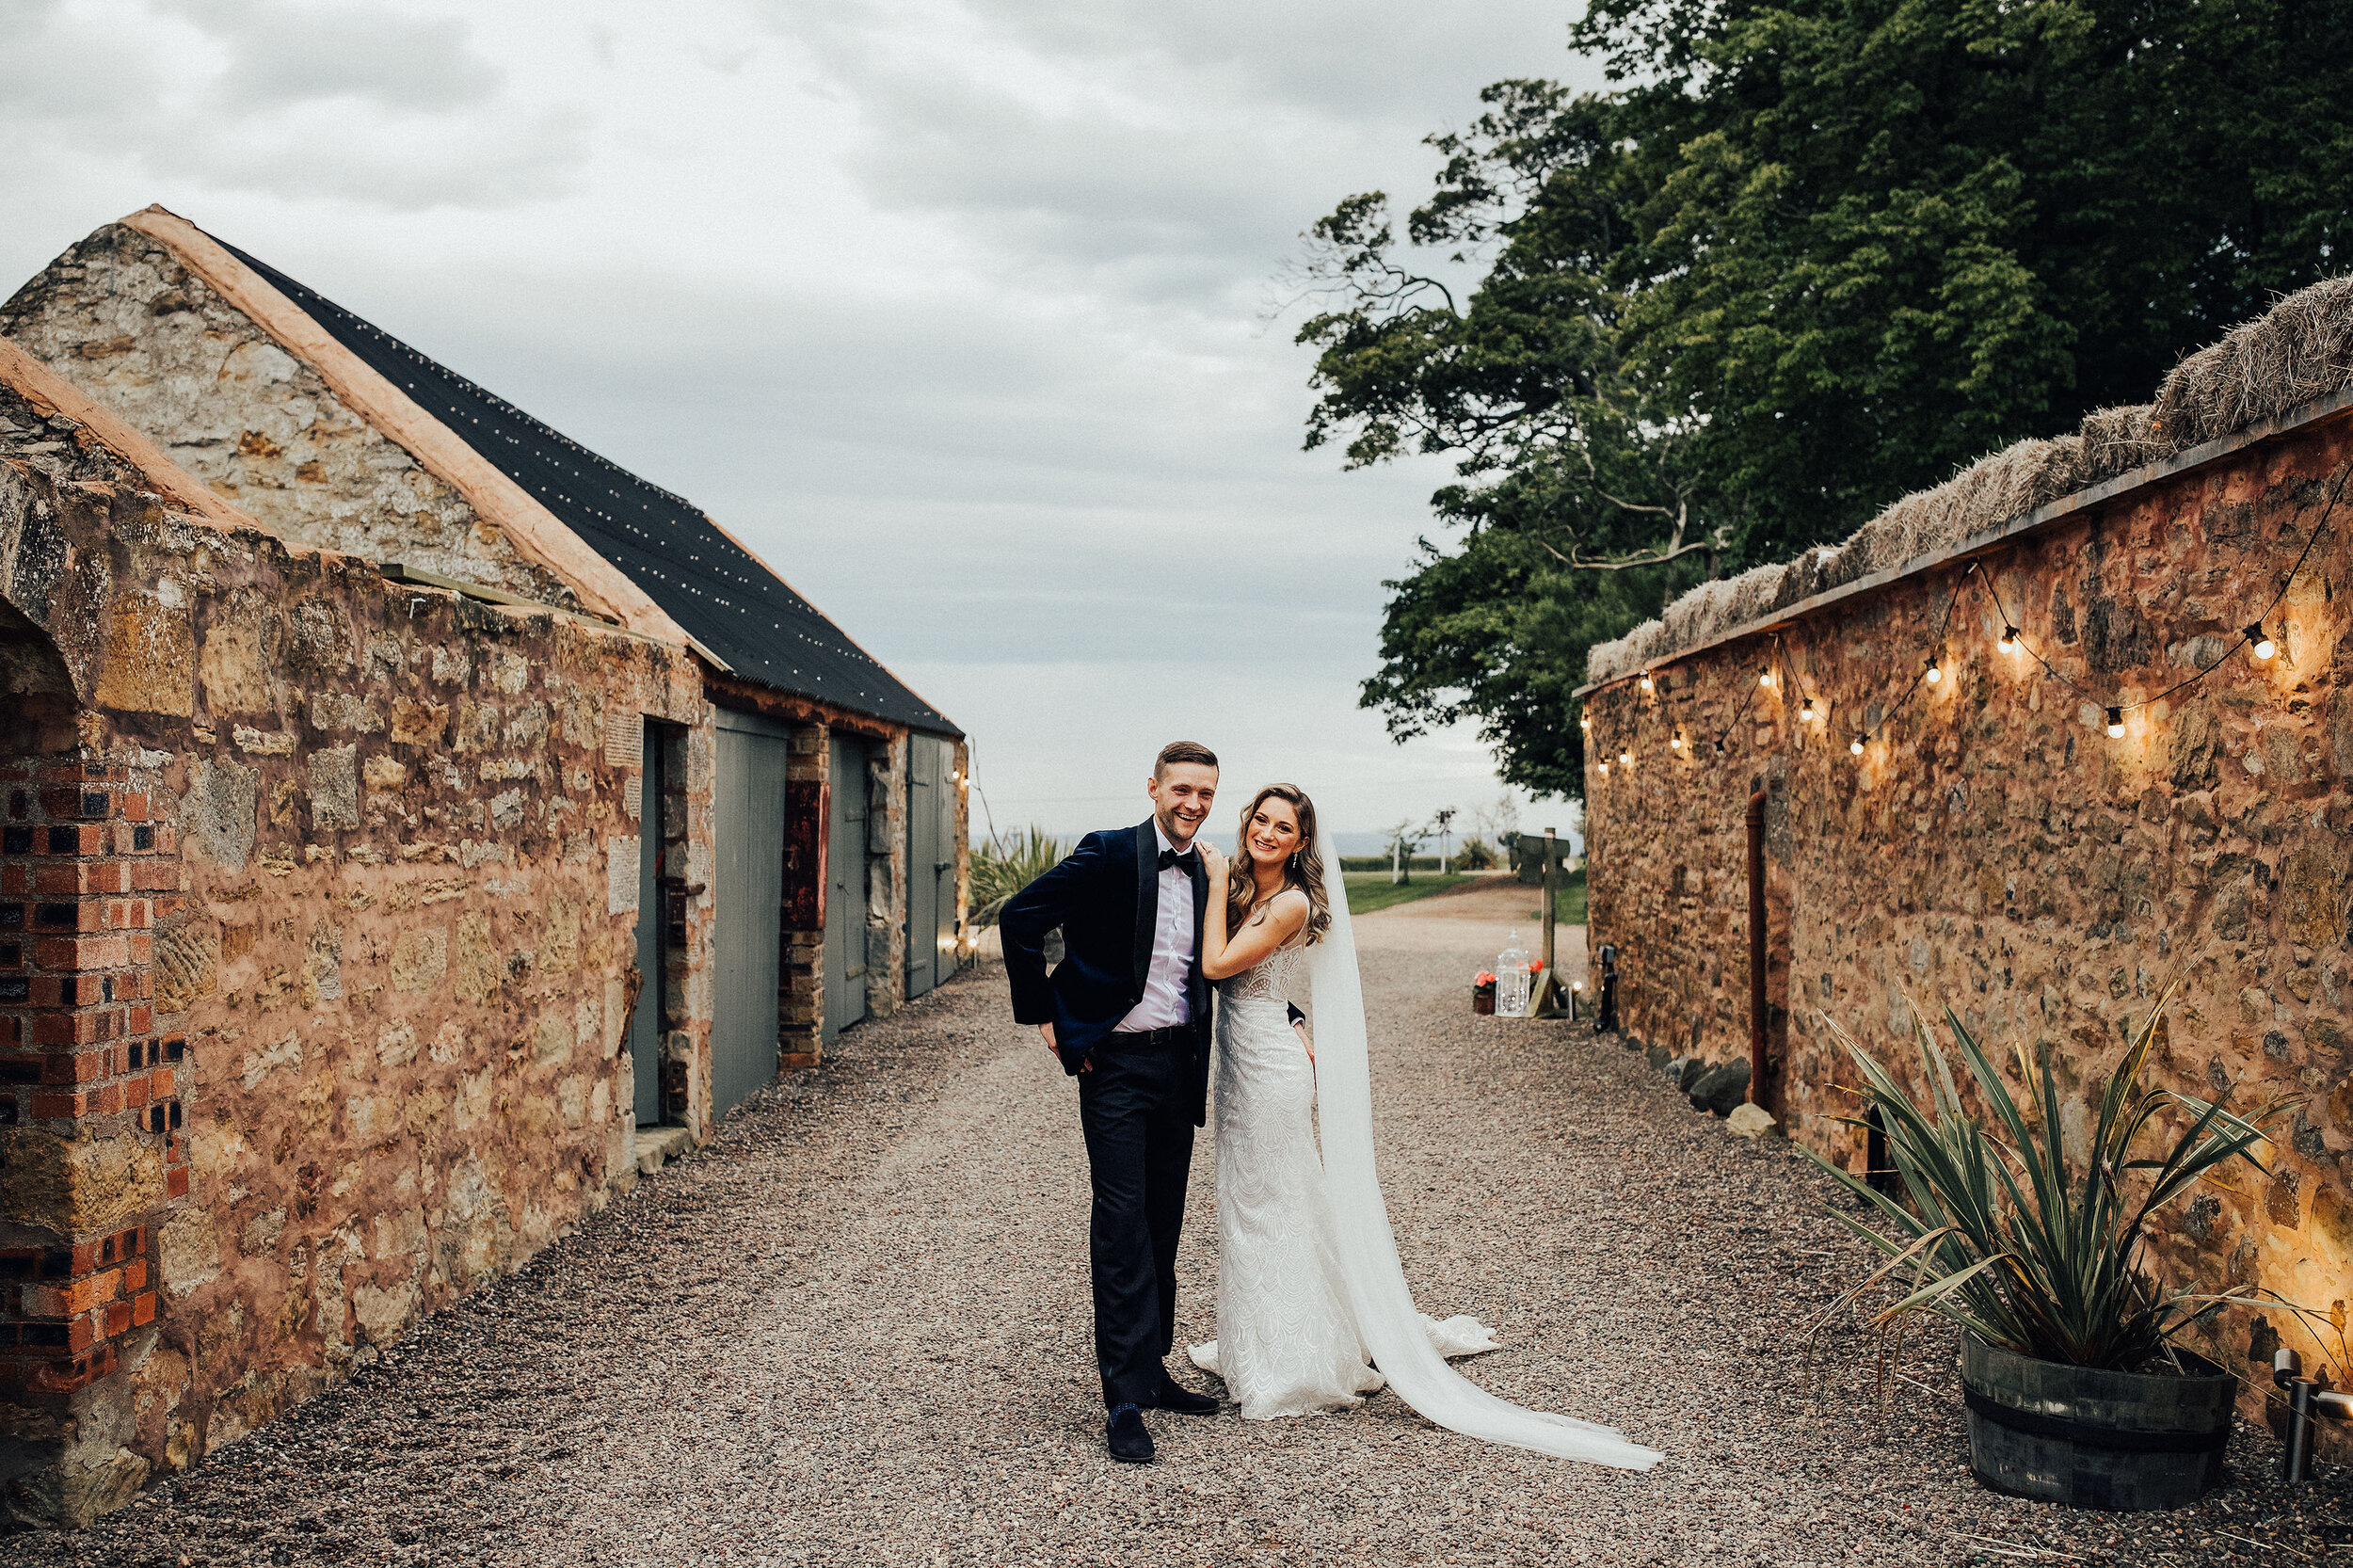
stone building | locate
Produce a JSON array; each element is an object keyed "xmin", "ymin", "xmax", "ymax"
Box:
[
  {"xmin": 0, "ymin": 209, "xmax": 967, "ymax": 1526},
  {"xmin": 1577, "ymin": 280, "xmax": 2353, "ymax": 1442}
]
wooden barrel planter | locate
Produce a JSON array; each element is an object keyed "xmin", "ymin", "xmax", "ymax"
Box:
[{"xmin": 1961, "ymin": 1336, "xmax": 2235, "ymax": 1511}]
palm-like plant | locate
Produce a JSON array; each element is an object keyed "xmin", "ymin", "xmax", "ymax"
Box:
[
  {"xmin": 968, "ymin": 827, "xmax": 1067, "ymax": 924},
  {"xmin": 1811, "ymin": 985, "xmax": 2287, "ymax": 1371}
]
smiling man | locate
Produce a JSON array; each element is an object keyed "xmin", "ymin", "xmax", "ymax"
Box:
[{"xmin": 1000, "ymin": 741, "xmax": 1224, "ymax": 1463}]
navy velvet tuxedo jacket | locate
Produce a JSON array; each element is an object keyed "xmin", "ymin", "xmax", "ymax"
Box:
[{"xmin": 1000, "ymin": 819, "xmax": 1214, "ymax": 1126}]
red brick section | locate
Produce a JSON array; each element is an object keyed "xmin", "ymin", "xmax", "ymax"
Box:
[{"xmin": 0, "ymin": 760, "xmax": 178, "ymax": 1400}]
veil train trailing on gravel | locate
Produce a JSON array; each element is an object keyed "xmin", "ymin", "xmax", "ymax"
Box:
[{"xmin": 1306, "ymin": 831, "xmax": 1662, "ymax": 1470}]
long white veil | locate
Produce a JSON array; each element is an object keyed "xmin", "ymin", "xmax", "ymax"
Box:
[{"xmin": 1307, "ymin": 830, "xmax": 1663, "ymax": 1470}]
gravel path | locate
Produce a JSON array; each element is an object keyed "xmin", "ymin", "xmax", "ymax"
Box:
[{"xmin": 16, "ymin": 901, "xmax": 2344, "ymax": 1566}]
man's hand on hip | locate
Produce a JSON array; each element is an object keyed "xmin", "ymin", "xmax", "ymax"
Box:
[{"xmin": 1040, "ymin": 1021, "xmax": 1089, "ymax": 1072}]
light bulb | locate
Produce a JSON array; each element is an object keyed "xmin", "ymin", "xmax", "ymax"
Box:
[
  {"xmin": 1800, "ymin": 696, "xmax": 1815, "ymax": 719},
  {"xmin": 1999, "ymin": 626, "xmax": 2020, "ymax": 651},
  {"xmin": 1618, "ymin": 749, "xmax": 1631, "ymax": 766},
  {"xmin": 2105, "ymin": 707, "xmax": 2125, "ymax": 739},
  {"xmin": 1924, "ymin": 657, "xmax": 1942, "ymax": 685},
  {"xmin": 1597, "ymin": 760, "xmax": 1609, "ymax": 776},
  {"xmin": 2246, "ymin": 623, "xmax": 2276, "ymax": 661},
  {"xmin": 1758, "ymin": 667, "xmax": 1773, "ymax": 687},
  {"xmin": 1670, "ymin": 731, "xmax": 1683, "ymax": 750},
  {"xmin": 1578, "ymin": 713, "xmax": 1590, "ymax": 730},
  {"xmin": 1849, "ymin": 735, "xmax": 1865, "ymax": 756},
  {"xmin": 1638, "ymin": 671, "xmax": 1653, "ymax": 692}
]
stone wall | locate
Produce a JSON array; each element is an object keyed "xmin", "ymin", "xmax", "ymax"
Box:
[
  {"xmin": 0, "ymin": 223, "xmax": 582, "ymax": 612},
  {"xmin": 1581, "ymin": 405, "xmax": 2353, "ymax": 1437},
  {"xmin": 0, "ymin": 399, "xmax": 712, "ymax": 1523}
]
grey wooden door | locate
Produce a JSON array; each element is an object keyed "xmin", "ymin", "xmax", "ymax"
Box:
[
  {"xmin": 712, "ymin": 712, "xmax": 792, "ymax": 1115},
  {"xmin": 904, "ymin": 735, "xmax": 955, "ymax": 999},
  {"xmin": 824, "ymin": 731, "xmax": 870, "ymax": 1041},
  {"xmin": 630, "ymin": 722, "xmax": 665, "ymax": 1126}
]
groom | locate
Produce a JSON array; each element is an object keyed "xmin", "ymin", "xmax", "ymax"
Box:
[{"xmin": 1000, "ymin": 741, "xmax": 1224, "ymax": 1463}]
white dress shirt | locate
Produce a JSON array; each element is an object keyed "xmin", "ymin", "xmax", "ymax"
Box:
[{"xmin": 1115, "ymin": 820, "xmax": 1195, "ymax": 1032}]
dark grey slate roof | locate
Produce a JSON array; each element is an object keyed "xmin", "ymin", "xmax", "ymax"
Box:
[{"xmin": 215, "ymin": 235, "xmax": 958, "ymax": 736}]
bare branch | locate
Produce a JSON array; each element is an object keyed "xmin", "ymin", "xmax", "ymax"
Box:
[{"xmin": 1526, "ymin": 524, "xmax": 1728, "ymax": 572}]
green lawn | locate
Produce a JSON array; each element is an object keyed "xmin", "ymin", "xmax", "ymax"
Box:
[
  {"xmin": 1339, "ymin": 867, "xmax": 1588, "ymax": 920},
  {"xmin": 1342, "ymin": 872, "xmax": 1474, "ymax": 914},
  {"xmin": 1552, "ymin": 867, "xmax": 1588, "ymax": 925}
]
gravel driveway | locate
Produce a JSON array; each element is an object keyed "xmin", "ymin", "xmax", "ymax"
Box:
[{"xmin": 15, "ymin": 895, "xmax": 2343, "ymax": 1566}]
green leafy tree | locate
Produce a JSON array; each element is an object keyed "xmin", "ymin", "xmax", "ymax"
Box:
[{"xmin": 1305, "ymin": 1, "xmax": 2353, "ymax": 799}]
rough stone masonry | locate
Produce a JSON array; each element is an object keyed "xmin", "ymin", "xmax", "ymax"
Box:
[
  {"xmin": 0, "ymin": 343, "xmax": 707, "ymax": 1526},
  {"xmin": 1579, "ymin": 328, "xmax": 2353, "ymax": 1452}
]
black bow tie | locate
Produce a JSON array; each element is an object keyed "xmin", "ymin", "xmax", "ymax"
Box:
[{"xmin": 1158, "ymin": 847, "xmax": 1198, "ymax": 872}]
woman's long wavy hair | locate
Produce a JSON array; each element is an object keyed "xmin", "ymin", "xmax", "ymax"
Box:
[{"xmin": 1225, "ymin": 783, "xmax": 1331, "ymax": 947}]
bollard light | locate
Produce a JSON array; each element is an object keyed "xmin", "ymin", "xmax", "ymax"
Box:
[{"xmin": 2275, "ymin": 1346, "xmax": 2353, "ymax": 1485}]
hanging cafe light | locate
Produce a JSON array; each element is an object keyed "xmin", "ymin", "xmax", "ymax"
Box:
[
  {"xmin": 2105, "ymin": 706, "xmax": 2126, "ymax": 739},
  {"xmin": 1670, "ymin": 730, "xmax": 1685, "ymax": 750},
  {"xmin": 1618, "ymin": 747, "xmax": 1633, "ymax": 767},
  {"xmin": 1799, "ymin": 696, "xmax": 1816, "ymax": 720},
  {"xmin": 1639, "ymin": 670, "xmax": 1654, "ymax": 692},
  {"xmin": 1758, "ymin": 665, "xmax": 1773, "ymax": 687},
  {"xmin": 2247, "ymin": 623, "xmax": 2278, "ymax": 661},
  {"xmin": 1998, "ymin": 625, "xmax": 2021, "ymax": 652},
  {"xmin": 1924, "ymin": 656, "xmax": 1942, "ymax": 685},
  {"xmin": 1849, "ymin": 734, "xmax": 1865, "ymax": 756}
]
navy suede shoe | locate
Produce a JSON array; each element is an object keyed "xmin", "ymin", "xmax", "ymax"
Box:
[
  {"xmin": 1106, "ymin": 1403, "xmax": 1154, "ymax": 1464},
  {"xmin": 1151, "ymin": 1377, "xmax": 1219, "ymax": 1415}
]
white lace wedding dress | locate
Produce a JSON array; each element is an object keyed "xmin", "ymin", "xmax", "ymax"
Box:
[
  {"xmin": 1191, "ymin": 939, "xmax": 1496, "ymax": 1416},
  {"xmin": 1189, "ymin": 840, "xmax": 1661, "ymax": 1468}
]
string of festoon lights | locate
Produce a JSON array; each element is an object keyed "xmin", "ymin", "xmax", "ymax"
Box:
[{"xmin": 1580, "ymin": 456, "xmax": 2350, "ymax": 775}]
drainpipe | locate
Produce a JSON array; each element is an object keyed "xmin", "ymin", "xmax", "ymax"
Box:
[{"xmin": 1747, "ymin": 790, "xmax": 1767, "ymax": 1107}]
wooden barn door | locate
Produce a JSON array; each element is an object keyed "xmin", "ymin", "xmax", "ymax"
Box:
[
  {"xmin": 904, "ymin": 735, "xmax": 955, "ymax": 999},
  {"xmin": 712, "ymin": 711, "xmax": 792, "ymax": 1115},
  {"xmin": 824, "ymin": 732, "xmax": 871, "ymax": 1041}
]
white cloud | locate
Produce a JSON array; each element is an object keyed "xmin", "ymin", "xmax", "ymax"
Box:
[
  {"xmin": 161, "ymin": 0, "xmax": 501, "ymax": 112},
  {"xmin": 0, "ymin": 0, "xmax": 585, "ymax": 210},
  {"xmin": 0, "ymin": 0, "xmax": 1601, "ymax": 832}
]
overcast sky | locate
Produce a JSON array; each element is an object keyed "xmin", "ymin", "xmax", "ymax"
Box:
[{"xmin": 2, "ymin": 0, "xmax": 1602, "ymax": 847}]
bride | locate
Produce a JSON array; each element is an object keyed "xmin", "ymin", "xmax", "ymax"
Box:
[{"xmin": 1189, "ymin": 783, "xmax": 1659, "ymax": 1469}]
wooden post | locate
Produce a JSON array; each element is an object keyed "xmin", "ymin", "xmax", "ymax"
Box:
[
  {"xmin": 1541, "ymin": 827, "xmax": 1557, "ymax": 980},
  {"xmin": 1528, "ymin": 826, "xmax": 1564, "ymax": 1016}
]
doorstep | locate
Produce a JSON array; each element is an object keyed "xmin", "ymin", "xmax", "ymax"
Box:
[{"xmin": 634, "ymin": 1125, "xmax": 695, "ymax": 1176}]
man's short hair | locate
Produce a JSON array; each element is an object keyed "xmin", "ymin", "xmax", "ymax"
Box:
[{"xmin": 1155, "ymin": 741, "xmax": 1218, "ymax": 776}]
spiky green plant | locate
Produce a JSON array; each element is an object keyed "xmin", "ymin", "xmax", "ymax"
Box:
[
  {"xmin": 1810, "ymin": 985, "xmax": 2287, "ymax": 1372},
  {"xmin": 968, "ymin": 827, "xmax": 1067, "ymax": 924}
]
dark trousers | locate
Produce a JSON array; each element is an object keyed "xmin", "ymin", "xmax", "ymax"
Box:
[{"xmin": 1076, "ymin": 1033, "xmax": 1196, "ymax": 1409}]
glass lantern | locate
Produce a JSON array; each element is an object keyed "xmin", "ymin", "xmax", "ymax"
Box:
[{"xmin": 1494, "ymin": 929, "xmax": 1533, "ymax": 1017}]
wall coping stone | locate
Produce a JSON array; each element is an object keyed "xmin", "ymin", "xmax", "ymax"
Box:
[{"xmin": 1573, "ymin": 383, "xmax": 2353, "ymax": 699}]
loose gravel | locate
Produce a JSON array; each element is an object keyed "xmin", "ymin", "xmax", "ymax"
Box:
[{"xmin": 14, "ymin": 902, "xmax": 2346, "ymax": 1567}]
